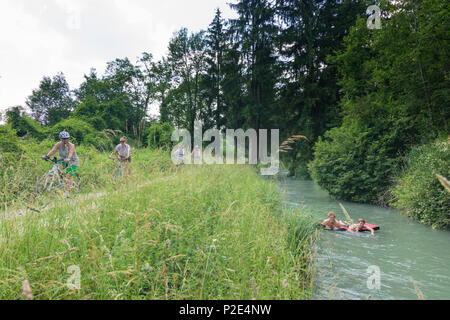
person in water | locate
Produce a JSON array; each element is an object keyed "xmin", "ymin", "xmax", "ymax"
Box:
[
  {"xmin": 321, "ymin": 212, "xmax": 345, "ymax": 230},
  {"xmin": 347, "ymin": 219, "xmax": 375, "ymax": 236}
]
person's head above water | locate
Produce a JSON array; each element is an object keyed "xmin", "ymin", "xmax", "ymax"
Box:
[
  {"xmin": 328, "ymin": 212, "xmax": 336, "ymax": 220},
  {"xmin": 358, "ymin": 219, "xmax": 366, "ymax": 227}
]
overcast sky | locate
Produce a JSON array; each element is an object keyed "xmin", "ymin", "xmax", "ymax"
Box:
[{"xmin": 0, "ymin": 0, "xmax": 238, "ymax": 117}]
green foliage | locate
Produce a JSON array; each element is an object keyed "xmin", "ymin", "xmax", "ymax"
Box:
[
  {"xmin": 228, "ymin": 0, "xmax": 278, "ymax": 133},
  {"xmin": 293, "ymin": 164, "xmax": 311, "ymax": 180},
  {"xmin": 5, "ymin": 107, "xmax": 46, "ymax": 139},
  {"xmin": 0, "ymin": 125, "xmax": 23, "ymax": 164},
  {"xmin": 83, "ymin": 130, "xmax": 118, "ymax": 152},
  {"xmin": 335, "ymin": 0, "xmax": 449, "ymax": 138},
  {"xmin": 167, "ymin": 28, "xmax": 207, "ymax": 134},
  {"xmin": 274, "ymin": 0, "xmax": 367, "ymax": 169},
  {"xmin": 391, "ymin": 137, "xmax": 450, "ymax": 229},
  {"xmin": 73, "ymin": 96, "xmax": 127, "ymax": 132},
  {"xmin": 49, "ymin": 118, "xmax": 96, "ymax": 144},
  {"xmin": 25, "ymin": 72, "xmax": 74, "ymax": 126},
  {"xmin": 145, "ymin": 122, "xmax": 174, "ymax": 149},
  {"xmin": 309, "ymin": 115, "xmax": 407, "ymax": 203},
  {"xmin": 311, "ymin": 0, "xmax": 449, "ymax": 208}
]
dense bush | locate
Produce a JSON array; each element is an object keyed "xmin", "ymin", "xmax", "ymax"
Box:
[
  {"xmin": 285, "ymin": 144, "xmax": 313, "ymax": 180},
  {"xmin": 83, "ymin": 130, "xmax": 121, "ymax": 152},
  {"xmin": 49, "ymin": 118, "xmax": 96, "ymax": 144},
  {"xmin": 0, "ymin": 125, "xmax": 22, "ymax": 154},
  {"xmin": 0, "ymin": 125, "xmax": 23, "ymax": 167},
  {"xmin": 5, "ymin": 107, "xmax": 46, "ymax": 139},
  {"xmin": 308, "ymin": 118, "xmax": 407, "ymax": 204},
  {"xmin": 391, "ymin": 137, "xmax": 450, "ymax": 229},
  {"xmin": 145, "ymin": 122, "xmax": 174, "ymax": 149},
  {"xmin": 73, "ymin": 97, "xmax": 127, "ymax": 132}
]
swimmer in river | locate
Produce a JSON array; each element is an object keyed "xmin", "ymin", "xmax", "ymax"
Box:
[
  {"xmin": 320, "ymin": 212, "xmax": 345, "ymax": 230},
  {"xmin": 347, "ymin": 218, "xmax": 375, "ymax": 236}
]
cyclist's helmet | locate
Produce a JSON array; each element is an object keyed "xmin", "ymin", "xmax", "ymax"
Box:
[{"xmin": 59, "ymin": 131, "xmax": 70, "ymax": 139}]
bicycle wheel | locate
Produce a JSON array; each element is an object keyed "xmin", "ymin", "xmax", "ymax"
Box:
[
  {"xmin": 36, "ymin": 173, "xmax": 51, "ymax": 194},
  {"xmin": 112, "ymin": 167, "xmax": 119, "ymax": 179},
  {"xmin": 36, "ymin": 173, "xmax": 61, "ymax": 197},
  {"xmin": 71, "ymin": 173, "xmax": 81, "ymax": 194},
  {"xmin": 50, "ymin": 173, "xmax": 63, "ymax": 197},
  {"xmin": 113, "ymin": 164, "xmax": 124, "ymax": 179}
]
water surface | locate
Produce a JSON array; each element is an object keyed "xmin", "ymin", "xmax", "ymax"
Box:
[{"xmin": 276, "ymin": 175, "xmax": 450, "ymax": 300}]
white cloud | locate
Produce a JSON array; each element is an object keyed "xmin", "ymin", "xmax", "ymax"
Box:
[{"xmin": 0, "ymin": 0, "xmax": 237, "ymax": 119}]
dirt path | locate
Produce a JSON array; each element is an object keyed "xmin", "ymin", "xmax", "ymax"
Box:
[{"xmin": 1, "ymin": 174, "xmax": 177, "ymax": 220}]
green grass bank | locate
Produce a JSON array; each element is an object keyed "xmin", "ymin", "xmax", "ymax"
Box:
[{"xmin": 0, "ymin": 149, "xmax": 317, "ymax": 299}]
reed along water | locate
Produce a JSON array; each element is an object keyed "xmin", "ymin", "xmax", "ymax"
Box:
[{"xmin": 275, "ymin": 173, "xmax": 450, "ymax": 300}]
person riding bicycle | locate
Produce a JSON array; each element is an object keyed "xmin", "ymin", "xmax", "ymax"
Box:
[
  {"xmin": 176, "ymin": 145, "xmax": 184, "ymax": 166},
  {"xmin": 42, "ymin": 131, "xmax": 79, "ymax": 196},
  {"xmin": 191, "ymin": 145, "xmax": 201, "ymax": 164},
  {"xmin": 109, "ymin": 136, "xmax": 131, "ymax": 176}
]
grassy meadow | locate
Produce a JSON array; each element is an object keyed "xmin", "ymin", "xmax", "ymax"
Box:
[{"xmin": 0, "ymin": 147, "xmax": 317, "ymax": 300}]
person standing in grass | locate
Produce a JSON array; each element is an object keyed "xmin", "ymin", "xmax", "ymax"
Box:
[
  {"xmin": 42, "ymin": 131, "xmax": 79, "ymax": 197},
  {"xmin": 191, "ymin": 145, "xmax": 201, "ymax": 164},
  {"xmin": 110, "ymin": 136, "xmax": 131, "ymax": 176}
]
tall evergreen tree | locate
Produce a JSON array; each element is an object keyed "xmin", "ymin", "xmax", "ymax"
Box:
[
  {"xmin": 228, "ymin": 0, "xmax": 279, "ymax": 157},
  {"xmin": 203, "ymin": 8, "xmax": 227, "ymax": 129},
  {"xmin": 275, "ymin": 0, "xmax": 367, "ymax": 176}
]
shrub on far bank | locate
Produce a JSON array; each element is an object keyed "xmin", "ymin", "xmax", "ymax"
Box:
[
  {"xmin": 390, "ymin": 137, "xmax": 450, "ymax": 229},
  {"xmin": 308, "ymin": 119, "xmax": 405, "ymax": 204}
]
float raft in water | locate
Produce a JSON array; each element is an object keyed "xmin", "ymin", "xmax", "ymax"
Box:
[{"xmin": 319, "ymin": 223, "xmax": 380, "ymax": 232}]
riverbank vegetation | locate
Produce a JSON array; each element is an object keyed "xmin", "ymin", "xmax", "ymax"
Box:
[
  {"xmin": 308, "ymin": 0, "xmax": 449, "ymax": 228},
  {"xmin": 390, "ymin": 137, "xmax": 450, "ymax": 229}
]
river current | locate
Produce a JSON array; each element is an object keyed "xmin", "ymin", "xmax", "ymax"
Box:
[{"xmin": 276, "ymin": 175, "xmax": 450, "ymax": 300}]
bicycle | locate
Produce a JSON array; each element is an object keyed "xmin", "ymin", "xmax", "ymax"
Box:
[
  {"xmin": 110, "ymin": 156, "xmax": 127, "ymax": 179},
  {"xmin": 36, "ymin": 157, "xmax": 81, "ymax": 197}
]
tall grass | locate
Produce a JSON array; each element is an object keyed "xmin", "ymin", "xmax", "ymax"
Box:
[
  {"xmin": 390, "ymin": 136, "xmax": 450, "ymax": 229},
  {"xmin": 0, "ymin": 149, "xmax": 316, "ymax": 300},
  {"xmin": 0, "ymin": 139, "xmax": 171, "ymax": 212}
]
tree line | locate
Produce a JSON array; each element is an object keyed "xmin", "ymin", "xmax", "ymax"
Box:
[
  {"xmin": 2, "ymin": 0, "xmax": 448, "ymax": 212},
  {"xmin": 4, "ymin": 1, "xmax": 370, "ymax": 146}
]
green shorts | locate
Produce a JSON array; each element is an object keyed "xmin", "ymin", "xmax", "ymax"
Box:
[{"xmin": 57, "ymin": 161, "xmax": 78, "ymax": 177}]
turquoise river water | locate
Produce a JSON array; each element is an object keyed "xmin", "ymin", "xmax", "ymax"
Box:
[{"xmin": 276, "ymin": 175, "xmax": 450, "ymax": 300}]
